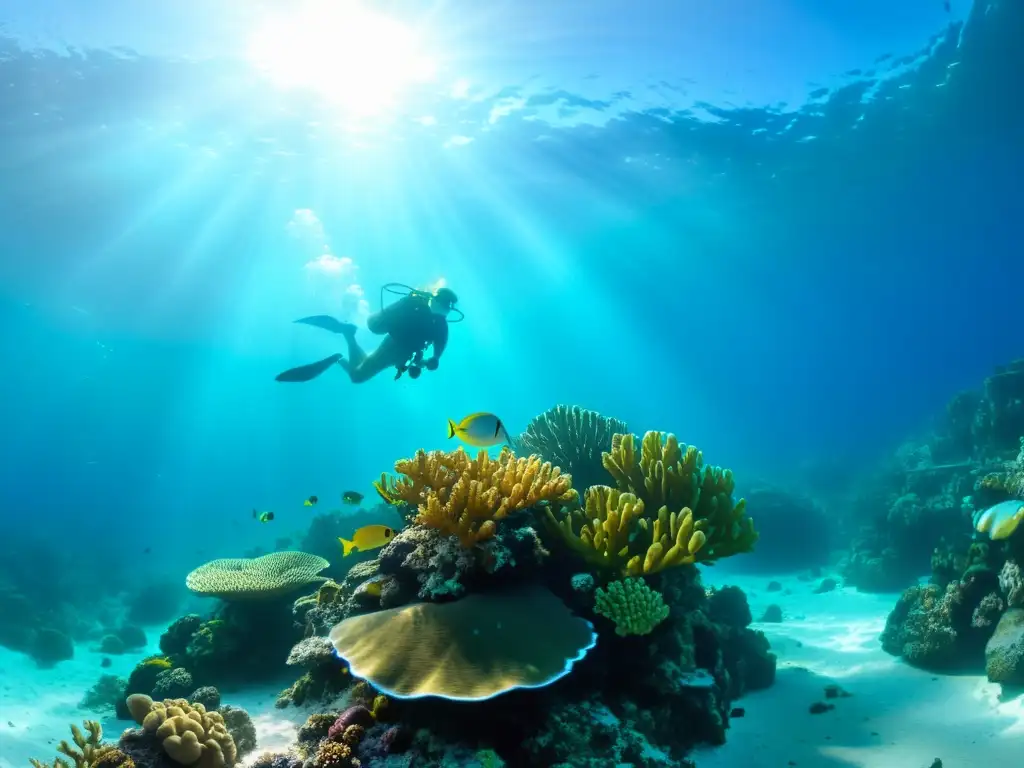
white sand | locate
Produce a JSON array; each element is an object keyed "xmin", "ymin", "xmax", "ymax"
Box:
[
  {"xmin": 695, "ymin": 572, "xmax": 1024, "ymax": 768},
  {"xmin": 2, "ymin": 579, "xmax": 1022, "ymax": 768}
]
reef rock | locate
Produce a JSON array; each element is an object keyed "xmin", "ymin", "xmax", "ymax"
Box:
[{"xmin": 985, "ymin": 608, "xmax": 1024, "ymax": 685}]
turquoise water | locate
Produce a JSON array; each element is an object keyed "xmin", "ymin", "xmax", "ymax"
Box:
[{"xmin": 1, "ymin": 2, "xmax": 1022, "ymax": 767}]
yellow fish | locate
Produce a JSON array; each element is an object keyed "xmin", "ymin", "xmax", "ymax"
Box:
[
  {"xmin": 363, "ymin": 580, "xmax": 382, "ymax": 598},
  {"xmin": 974, "ymin": 500, "xmax": 1024, "ymax": 540},
  {"xmin": 447, "ymin": 412, "xmax": 511, "ymax": 448},
  {"xmin": 252, "ymin": 509, "xmax": 274, "ymax": 523},
  {"xmin": 339, "ymin": 525, "xmax": 397, "ymax": 556}
]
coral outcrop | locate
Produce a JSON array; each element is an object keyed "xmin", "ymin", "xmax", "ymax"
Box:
[{"xmin": 843, "ymin": 361, "xmax": 1024, "ymax": 592}]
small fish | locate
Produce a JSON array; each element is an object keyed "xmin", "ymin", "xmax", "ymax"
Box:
[
  {"xmin": 974, "ymin": 500, "xmax": 1024, "ymax": 540},
  {"xmin": 339, "ymin": 525, "xmax": 396, "ymax": 556},
  {"xmin": 253, "ymin": 509, "xmax": 275, "ymax": 523},
  {"xmin": 143, "ymin": 547, "xmax": 151, "ymax": 555},
  {"xmin": 447, "ymin": 412, "xmax": 511, "ymax": 448},
  {"xmin": 304, "ymin": 495, "xmax": 318, "ymax": 507},
  {"xmin": 342, "ymin": 491, "xmax": 364, "ymax": 505},
  {"xmin": 363, "ymin": 579, "xmax": 383, "ymax": 598}
]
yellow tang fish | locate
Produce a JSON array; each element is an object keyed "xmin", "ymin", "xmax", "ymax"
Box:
[
  {"xmin": 339, "ymin": 525, "xmax": 397, "ymax": 557},
  {"xmin": 447, "ymin": 412, "xmax": 511, "ymax": 448}
]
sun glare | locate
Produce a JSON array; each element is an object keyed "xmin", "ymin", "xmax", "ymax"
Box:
[{"xmin": 247, "ymin": 1, "xmax": 437, "ymax": 115}]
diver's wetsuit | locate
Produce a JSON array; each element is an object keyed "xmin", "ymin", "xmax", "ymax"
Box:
[
  {"xmin": 274, "ymin": 293, "xmax": 448, "ymax": 384},
  {"xmin": 342, "ymin": 294, "xmax": 448, "ymax": 383}
]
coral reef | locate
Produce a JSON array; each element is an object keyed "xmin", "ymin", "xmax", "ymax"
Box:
[
  {"xmin": 276, "ymin": 636, "xmax": 350, "ymax": 708},
  {"xmin": 118, "ymin": 598, "xmax": 303, "ymax": 715},
  {"xmin": 881, "ymin": 538, "xmax": 1006, "ymax": 671},
  {"xmin": 547, "ymin": 432, "xmax": 755, "ymax": 576},
  {"xmin": 50, "ymin": 409, "xmax": 776, "ymax": 766},
  {"xmin": 842, "ymin": 362, "xmax": 1024, "ymax": 592},
  {"xmin": 515, "ymin": 404, "xmax": 629, "ymax": 493}
]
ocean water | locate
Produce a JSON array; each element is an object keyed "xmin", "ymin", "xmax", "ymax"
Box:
[{"xmin": 1, "ymin": 1, "xmax": 1023, "ymax": 767}]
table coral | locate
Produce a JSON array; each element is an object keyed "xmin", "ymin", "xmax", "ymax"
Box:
[
  {"xmin": 375, "ymin": 446, "xmax": 577, "ymax": 547},
  {"xmin": 185, "ymin": 552, "xmax": 330, "ymax": 600},
  {"xmin": 594, "ymin": 578, "xmax": 670, "ymax": 636},
  {"xmin": 328, "ymin": 586, "xmax": 596, "ymax": 700},
  {"xmin": 547, "ymin": 432, "xmax": 755, "ymax": 575}
]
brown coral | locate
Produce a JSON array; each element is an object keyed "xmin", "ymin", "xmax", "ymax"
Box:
[
  {"xmin": 375, "ymin": 447, "xmax": 577, "ymax": 547},
  {"xmin": 125, "ymin": 694, "xmax": 238, "ymax": 768},
  {"xmin": 547, "ymin": 431, "xmax": 755, "ymax": 575},
  {"xmin": 312, "ymin": 740, "xmax": 357, "ymax": 768}
]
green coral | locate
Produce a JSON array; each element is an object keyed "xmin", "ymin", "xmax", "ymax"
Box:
[
  {"xmin": 594, "ymin": 578, "xmax": 669, "ymax": 636},
  {"xmin": 546, "ymin": 431, "xmax": 756, "ymax": 576}
]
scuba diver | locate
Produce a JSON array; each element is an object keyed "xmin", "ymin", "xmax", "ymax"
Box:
[{"xmin": 275, "ymin": 284, "xmax": 463, "ymax": 384}]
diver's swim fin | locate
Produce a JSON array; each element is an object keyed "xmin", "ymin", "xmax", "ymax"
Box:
[
  {"xmin": 294, "ymin": 315, "xmax": 356, "ymax": 336},
  {"xmin": 275, "ymin": 354, "xmax": 343, "ymax": 383}
]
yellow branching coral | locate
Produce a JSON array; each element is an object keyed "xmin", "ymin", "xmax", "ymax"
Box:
[
  {"xmin": 30, "ymin": 720, "xmax": 117, "ymax": 768},
  {"xmin": 547, "ymin": 431, "xmax": 755, "ymax": 575},
  {"xmin": 594, "ymin": 578, "xmax": 670, "ymax": 636},
  {"xmin": 375, "ymin": 447, "xmax": 577, "ymax": 547},
  {"xmin": 546, "ymin": 487, "xmax": 707, "ymax": 576}
]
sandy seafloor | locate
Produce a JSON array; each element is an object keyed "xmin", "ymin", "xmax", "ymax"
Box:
[{"xmin": 3, "ymin": 572, "xmax": 1024, "ymax": 768}]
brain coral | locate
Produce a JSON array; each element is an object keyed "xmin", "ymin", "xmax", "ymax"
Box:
[
  {"xmin": 328, "ymin": 586, "xmax": 597, "ymax": 701},
  {"xmin": 185, "ymin": 552, "xmax": 329, "ymax": 599},
  {"xmin": 125, "ymin": 694, "xmax": 238, "ymax": 768}
]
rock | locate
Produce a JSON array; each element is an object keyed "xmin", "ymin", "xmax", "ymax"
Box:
[
  {"xmin": 985, "ymin": 608, "xmax": 1024, "ymax": 684},
  {"xmin": 809, "ymin": 702, "xmax": 834, "ymax": 714},
  {"xmin": 152, "ymin": 667, "xmax": 194, "ymax": 699},
  {"xmin": 766, "ymin": 581, "xmax": 782, "ymax": 592},
  {"xmin": 823, "ymin": 684, "xmax": 850, "ymax": 699},
  {"xmin": 759, "ymin": 605, "xmax": 783, "ymax": 623},
  {"xmin": 189, "ymin": 686, "xmax": 221, "ymax": 710},
  {"xmin": 814, "ymin": 578, "xmax": 838, "ymax": 594},
  {"xmin": 99, "ymin": 635, "xmax": 125, "ymax": 655}
]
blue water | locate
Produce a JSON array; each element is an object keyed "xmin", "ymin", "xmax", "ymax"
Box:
[{"xmin": 0, "ymin": 0, "xmax": 1021, "ymax": 753}]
